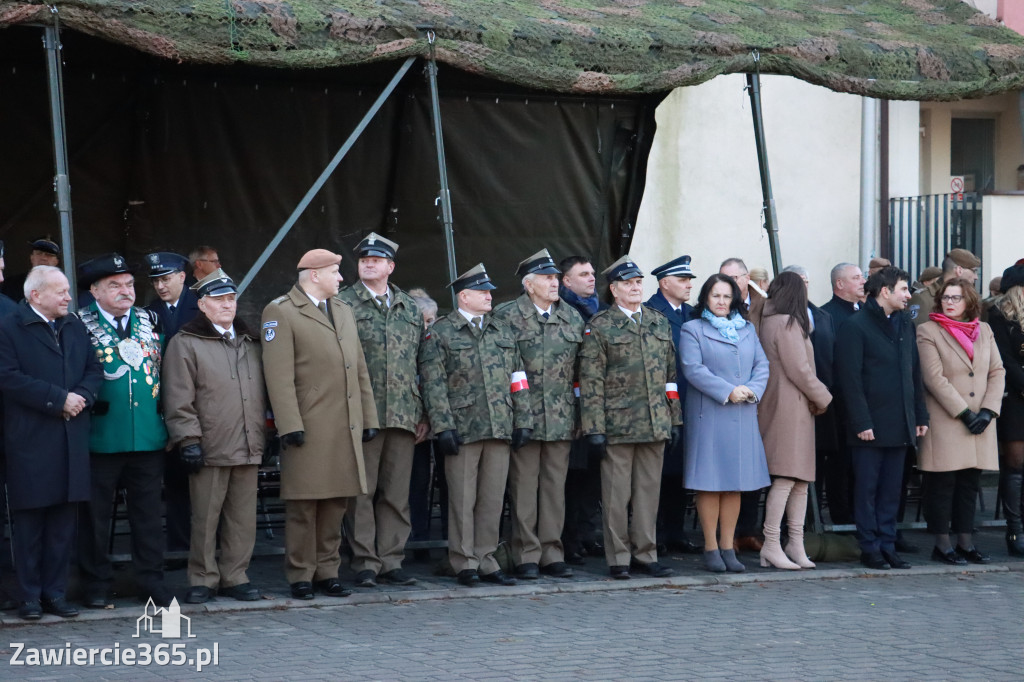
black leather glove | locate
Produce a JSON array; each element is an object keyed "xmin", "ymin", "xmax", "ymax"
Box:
[
  {"xmin": 511, "ymin": 428, "xmax": 532, "ymax": 451},
  {"xmin": 437, "ymin": 429, "xmax": 462, "ymax": 457},
  {"xmin": 968, "ymin": 409, "xmax": 995, "ymax": 435},
  {"xmin": 280, "ymin": 430, "xmax": 305, "ymax": 450},
  {"xmin": 958, "ymin": 409, "xmax": 979, "ymax": 431},
  {"xmin": 180, "ymin": 443, "xmax": 204, "ymax": 475},
  {"xmin": 669, "ymin": 425, "xmax": 684, "ymax": 451},
  {"xmin": 362, "ymin": 428, "xmax": 379, "ymax": 442},
  {"xmin": 586, "ymin": 434, "xmax": 608, "ymax": 460}
]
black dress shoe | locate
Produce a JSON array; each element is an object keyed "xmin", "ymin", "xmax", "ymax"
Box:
[
  {"xmin": 456, "ymin": 569, "xmax": 480, "ymax": 587},
  {"xmin": 540, "ymin": 562, "xmax": 574, "ymax": 578},
  {"xmin": 480, "ymin": 570, "xmax": 517, "ymax": 586},
  {"xmin": 18, "ymin": 601, "xmax": 42, "ymax": 621},
  {"xmin": 609, "ymin": 565, "xmax": 631, "ymax": 580},
  {"xmin": 860, "ymin": 552, "xmax": 891, "ymax": 570},
  {"xmin": 880, "ymin": 550, "xmax": 911, "ymax": 569},
  {"xmin": 931, "ymin": 547, "xmax": 967, "ymax": 566},
  {"xmin": 565, "ymin": 551, "xmax": 586, "ymax": 566},
  {"xmin": 955, "ymin": 546, "xmax": 991, "ymax": 564},
  {"xmin": 220, "ymin": 583, "xmax": 260, "ymax": 601},
  {"xmin": 314, "ymin": 578, "xmax": 352, "ymax": 597},
  {"xmin": 636, "ymin": 561, "xmax": 674, "ymax": 578},
  {"xmin": 354, "ymin": 570, "xmax": 378, "ymax": 588},
  {"xmin": 41, "ymin": 597, "xmax": 79, "ymax": 618},
  {"xmin": 379, "ymin": 569, "xmax": 417, "ymax": 586},
  {"xmin": 185, "ymin": 586, "xmax": 215, "ymax": 604},
  {"xmin": 83, "ymin": 588, "xmax": 112, "ymax": 609},
  {"xmin": 515, "ymin": 563, "xmax": 540, "ymax": 580},
  {"xmin": 143, "ymin": 585, "xmax": 174, "ymax": 607},
  {"xmin": 290, "ymin": 581, "xmax": 314, "ymax": 600}
]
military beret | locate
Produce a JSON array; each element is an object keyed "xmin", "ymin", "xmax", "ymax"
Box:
[
  {"xmin": 354, "ymin": 232, "xmax": 399, "ymax": 259},
  {"xmin": 947, "ymin": 248, "xmax": 981, "ymax": 270},
  {"xmin": 868, "ymin": 257, "xmax": 891, "ymax": 272},
  {"xmin": 448, "ymin": 263, "xmax": 496, "ymax": 293},
  {"xmin": 78, "ymin": 253, "xmax": 132, "ymax": 288},
  {"xmin": 918, "ymin": 266, "xmax": 942, "ymax": 283},
  {"xmin": 651, "ymin": 255, "xmax": 696, "ymax": 280},
  {"xmin": 602, "ymin": 254, "xmax": 644, "ymax": 282},
  {"xmin": 190, "ymin": 268, "xmax": 237, "ymax": 298},
  {"xmin": 515, "ymin": 249, "xmax": 560, "ymax": 280},
  {"xmin": 297, "ymin": 249, "xmax": 342, "ymax": 270},
  {"xmin": 144, "ymin": 252, "xmax": 189, "ymax": 278}
]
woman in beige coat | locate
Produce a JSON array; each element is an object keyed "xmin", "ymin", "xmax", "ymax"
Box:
[
  {"xmin": 757, "ymin": 272, "xmax": 832, "ymax": 569},
  {"xmin": 917, "ymin": 278, "xmax": 1005, "ymax": 565}
]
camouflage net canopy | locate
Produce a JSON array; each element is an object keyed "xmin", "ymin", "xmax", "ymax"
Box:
[{"xmin": 2, "ymin": 0, "xmax": 1024, "ymax": 100}]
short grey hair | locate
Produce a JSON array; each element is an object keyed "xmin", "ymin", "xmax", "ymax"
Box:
[
  {"xmin": 782, "ymin": 264, "xmax": 809, "ymax": 278},
  {"xmin": 830, "ymin": 262, "xmax": 857, "ymax": 288},
  {"xmin": 407, "ymin": 287, "xmax": 438, "ymax": 316},
  {"xmin": 24, "ymin": 265, "xmax": 64, "ymax": 300},
  {"xmin": 719, "ymin": 257, "xmax": 748, "ymax": 273}
]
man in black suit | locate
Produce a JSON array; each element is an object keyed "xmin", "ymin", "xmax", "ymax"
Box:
[
  {"xmin": 143, "ymin": 251, "xmax": 201, "ymax": 563},
  {"xmin": 0, "ymin": 266, "xmax": 103, "ymax": 619},
  {"xmin": 644, "ymin": 255, "xmax": 700, "ymax": 554}
]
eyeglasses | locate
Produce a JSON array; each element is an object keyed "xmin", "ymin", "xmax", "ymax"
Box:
[{"xmin": 940, "ymin": 295, "xmax": 963, "ymax": 303}]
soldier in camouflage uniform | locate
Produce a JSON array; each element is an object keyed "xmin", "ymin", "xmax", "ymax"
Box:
[
  {"xmin": 338, "ymin": 233, "xmax": 425, "ymax": 588},
  {"xmin": 420, "ymin": 263, "xmax": 533, "ymax": 587},
  {"xmin": 493, "ymin": 249, "xmax": 583, "ymax": 580},
  {"xmin": 579, "ymin": 255, "xmax": 683, "ymax": 580}
]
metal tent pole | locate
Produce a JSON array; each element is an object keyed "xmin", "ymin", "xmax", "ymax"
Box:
[
  {"xmin": 745, "ymin": 59, "xmax": 783, "ymax": 277},
  {"xmin": 236, "ymin": 56, "xmax": 416, "ymax": 296},
  {"xmin": 425, "ymin": 31, "xmax": 459, "ymax": 309},
  {"xmin": 43, "ymin": 6, "xmax": 78, "ymax": 304}
]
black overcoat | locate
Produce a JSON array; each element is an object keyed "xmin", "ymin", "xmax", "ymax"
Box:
[
  {"xmin": 0, "ymin": 303, "xmax": 103, "ymax": 510},
  {"xmin": 989, "ymin": 306, "xmax": 1024, "ymax": 441},
  {"xmin": 834, "ymin": 298, "xmax": 929, "ymax": 448}
]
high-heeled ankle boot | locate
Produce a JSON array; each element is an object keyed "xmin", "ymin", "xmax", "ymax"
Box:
[
  {"xmin": 703, "ymin": 549, "xmax": 727, "ymax": 573},
  {"xmin": 759, "ymin": 479, "xmax": 801, "ymax": 570},
  {"xmin": 720, "ymin": 548, "xmax": 745, "ymax": 572},
  {"xmin": 1002, "ymin": 469, "xmax": 1024, "ymax": 556},
  {"xmin": 783, "ymin": 482, "xmax": 816, "ymax": 568}
]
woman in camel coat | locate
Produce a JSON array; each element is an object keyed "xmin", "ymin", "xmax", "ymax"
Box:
[
  {"xmin": 756, "ymin": 272, "xmax": 832, "ymax": 569},
  {"xmin": 917, "ymin": 278, "xmax": 1004, "ymax": 566}
]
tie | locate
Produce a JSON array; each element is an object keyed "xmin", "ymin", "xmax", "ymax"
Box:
[
  {"xmin": 542, "ymin": 312, "xmax": 550, "ymax": 320},
  {"xmin": 630, "ymin": 311, "xmax": 641, "ymax": 325},
  {"xmin": 471, "ymin": 316, "xmax": 482, "ymax": 329},
  {"xmin": 168, "ymin": 304, "xmax": 176, "ymax": 314},
  {"xmin": 318, "ymin": 301, "xmax": 334, "ymax": 328},
  {"xmin": 48, "ymin": 320, "xmax": 58, "ymax": 335},
  {"xmin": 115, "ymin": 315, "xmax": 129, "ymax": 340},
  {"xmin": 375, "ymin": 294, "xmax": 389, "ymax": 310},
  {"xmin": 222, "ymin": 331, "xmax": 233, "ymax": 342}
]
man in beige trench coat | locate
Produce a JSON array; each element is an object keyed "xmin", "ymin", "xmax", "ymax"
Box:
[{"xmin": 262, "ymin": 249, "xmax": 379, "ymax": 600}]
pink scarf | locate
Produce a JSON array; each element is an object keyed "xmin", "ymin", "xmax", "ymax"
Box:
[{"xmin": 929, "ymin": 313, "xmax": 980, "ymax": 361}]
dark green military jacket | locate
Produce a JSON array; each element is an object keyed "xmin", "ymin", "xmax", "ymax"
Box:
[
  {"xmin": 493, "ymin": 294, "xmax": 584, "ymax": 442},
  {"xmin": 420, "ymin": 310, "xmax": 533, "ymax": 444},
  {"xmin": 337, "ymin": 282, "xmax": 425, "ymax": 433},
  {"xmin": 579, "ymin": 306, "xmax": 682, "ymax": 445}
]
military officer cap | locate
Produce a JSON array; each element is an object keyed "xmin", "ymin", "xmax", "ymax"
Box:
[
  {"xmin": 448, "ymin": 263, "xmax": 496, "ymax": 293},
  {"xmin": 190, "ymin": 268, "xmax": 237, "ymax": 298},
  {"xmin": 297, "ymin": 249, "xmax": 342, "ymax": 270},
  {"xmin": 29, "ymin": 237, "xmax": 60, "ymax": 256},
  {"xmin": 354, "ymin": 232, "xmax": 399, "ymax": 260},
  {"xmin": 651, "ymin": 255, "xmax": 696, "ymax": 280},
  {"xmin": 515, "ymin": 248, "xmax": 560, "ymax": 280},
  {"xmin": 144, "ymin": 251, "xmax": 189, "ymax": 278},
  {"xmin": 601, "ymin": 254, "xmax": 644, "ymax": 282},
  {"xmin": 78, "ymin": 253, "xmax": 132, "ymax": 288}
]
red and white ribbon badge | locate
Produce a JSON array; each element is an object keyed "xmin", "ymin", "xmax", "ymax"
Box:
[
  {"xmin": 573, "ymin": 381, "xmax": 580, "ymax": 398},
  {"xmin": 510, "ymin": 371, "xmax": 530, "ymax": 393},
  {"xmin": 665, "ymin": 383, "xmax": 679, "ymax": 400}
]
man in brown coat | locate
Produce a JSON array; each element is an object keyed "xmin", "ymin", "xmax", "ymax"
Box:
[
  {"xmin": 163, "ymin": 269, "xmax": 267, "ymax": 604},
  {"xmin": 262, "ymin": 249, "xmax": 379, "ymax": 600}
]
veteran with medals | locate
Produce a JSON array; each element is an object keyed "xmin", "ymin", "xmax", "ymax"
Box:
[{"xmin": 76, "ymin": 253, "xmax": 173, "ymax": 609}]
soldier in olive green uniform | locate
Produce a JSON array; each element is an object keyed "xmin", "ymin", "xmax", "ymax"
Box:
[
  {"xmin": 493, "ymin": 249, "xmax": 583, "ymax": 580},
  {"xmin": 420, "ymin": 263, "xmax": 533, "ymax": 587},
  {"xmin": 338, "ymin": 233, "xmax": 425, "ymax": 588},
  {"xmin": 75, "ymin": 254, "xmax": 172, "ymax": 609},
  {"xmin": 908, "ymin": 248, "xmax": 981, "ymax": 326},
  {"xmin": 579, "ymin": 255, "xmax": 683, "ymax": 580}
]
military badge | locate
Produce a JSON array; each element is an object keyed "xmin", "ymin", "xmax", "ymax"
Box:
[
  {"xmin": 909, "ymin": 304, "xmax": 919, "ymax": 320},
  {"xmin": 117, "ymin": 338, "xmax": 145, "ymax": 370},
  {"xmin": 265, "ymin": 328, "xmax": 276, "ymax": 342}
]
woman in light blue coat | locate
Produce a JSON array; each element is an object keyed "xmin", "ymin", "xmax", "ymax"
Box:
[{"xmin": 681, "ymin": 274, "xmax": 770, "ymax": 573}]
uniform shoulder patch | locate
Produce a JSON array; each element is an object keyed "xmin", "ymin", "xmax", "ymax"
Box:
[
  {"xmin": 265, "ymin": 328, "xmax": 276, "ymax": 342},
  {"xmin": 262, "ymin": 321, "xmax": 278, "ymax": 328}
]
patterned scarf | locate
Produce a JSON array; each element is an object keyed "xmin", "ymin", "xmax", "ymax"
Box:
[
  {"xmin": 702, "ymin": 308, "xmax": 746, "ymax": 342},
  {"xmin": 929, "ymin": 312, "xmax": 980, "ymax": 360}
]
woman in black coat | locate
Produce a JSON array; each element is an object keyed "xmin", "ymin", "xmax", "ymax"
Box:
[{"xmin": 989, "ymin": 262, "xmax": 1024, "ymax": 556}]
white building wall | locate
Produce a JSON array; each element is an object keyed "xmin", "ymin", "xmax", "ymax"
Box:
[
  {"xmin": 888, "ymin": 100, "xmax": 922, "ymax": 199},
  {"xmin": 632, "ymin": 74, "xmax": 862, "ymax": 304}
]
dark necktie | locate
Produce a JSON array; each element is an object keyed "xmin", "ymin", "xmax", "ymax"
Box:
[
  {"xmin": 115, "ymin": 315, "xmax": 129, "ymax": 340},
  {"xmin": 223, "ymin": 331, "xmax": 233, "ymax": 342},
  {"xmin": 168, "ymin": 304, "xmax": 176, "ymax": 314},
  {"xmin": 630, "ymin": 311, "xmax": 641, "ymax": 325},
  {"xmin": 318, "ymin": 301, "xmax": 334, "ymax": 328},
  {"xmin": 542, "ymin": 311, "xmax": 550, "ymax": 320},
  {"xmin": 375, "ymin": 294, "xmax": 388, "ymax": 310},
  {"xmin": 48, "ymin": 320, "xmax": 58, "ymax": 335}
]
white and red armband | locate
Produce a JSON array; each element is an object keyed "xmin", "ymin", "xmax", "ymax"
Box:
[
  {"xmin": 665, "ymin": 383, "xmax": 679, "ymax": 400},
  {"xmin": 510, "ymin": 371, "xmax": 530, "ymax": 393}
]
